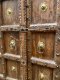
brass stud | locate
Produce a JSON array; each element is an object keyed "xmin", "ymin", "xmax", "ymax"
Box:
[
  {"xmin": 7, "ymin": 8, "xmax": 12, "ymax": 15},
  {"xmin": 39, "ymin": 73, "xmax": 44, "ymax": 80},
  {"xmin": 40, "ymin": 2, "xmax": 47, "ymax": 12},
  {"xmin": 9, "ymin": 39, "xmax": 16, "ymax": 50},
  {"xmin": 37, "ymin": 41, "xmax": 45, "ymax": 54},
  {"xmin": 11, "ymin": 66, "xmax": 16, "ymax": 71}
]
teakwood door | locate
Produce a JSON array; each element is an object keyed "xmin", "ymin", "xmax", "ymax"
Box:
[{"xmin": 0, "ymin": 0, "xmax": 60, "ymax": 80}]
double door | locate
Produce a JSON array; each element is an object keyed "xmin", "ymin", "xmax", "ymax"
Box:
[{"xmin": 0, "ymin": 0, "xmax": 60, "ymax": 80}]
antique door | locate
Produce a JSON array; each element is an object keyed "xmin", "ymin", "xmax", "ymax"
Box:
[
  {"xmin": 0, "ymin": 0, "xmax": 60, "ymax": 80},
  {"xmin": 27, "ymin": 0, "xmax": 60, "ymax": 80},
  {"xmin": 0, "ymin": 0, "xmax": 27, "ymax": 80}
]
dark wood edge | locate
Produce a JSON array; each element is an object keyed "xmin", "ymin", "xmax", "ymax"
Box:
[
  {"xmin": 3, "ymin": 53, "xmax": 21, "ymax": 61},
  {"xmin": 31, "ymin": 57, "xmax": 57, "ymax": 68}
]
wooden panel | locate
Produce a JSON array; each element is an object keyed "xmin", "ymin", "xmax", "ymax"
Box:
[
  {"xmin": 3, "ymin": 31, "xmax": 20, "ymax": 55},
  {"xmin": 32, "ymin": 64, "xmax": 53, "ymax": 80},
  {"xmin": 31, "ymin": 32, "xmax": 55, "ymax": 60},
  {"xmin": 2, "ymin": 0, "xmax": 19, "ymax": 25},
  {"xmin": 32, "ymin": 0, "xmax": 57, "ymax": 23},
  {"xmin": 6, "ymin": 60, "xmax": 20, "ymax": 79}
]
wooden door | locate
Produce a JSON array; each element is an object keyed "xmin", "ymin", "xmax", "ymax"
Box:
[
  {"xmin": 0, "ymin": 0, "xmax": 27, "ymax": 80},
  {"xmin": 0, "ymin": 0, "xmax": 60, "ymax": 80},
  {"xmin": 27, "ymin": 0, "xmax": 60, "ymax": 80}
]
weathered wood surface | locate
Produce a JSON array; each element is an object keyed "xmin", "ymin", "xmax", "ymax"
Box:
[{"xmin": 0, "ymin": 0, "xmax": 60, "ymax": 80}]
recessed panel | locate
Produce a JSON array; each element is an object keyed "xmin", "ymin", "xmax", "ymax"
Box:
[
  {"xmin": 6, "ymin": 60, "xmax": 20, "ymax": 79},
  {"xmin": 32, "ymin": 64, "xmax": 53, "ymax": 80},
  {"xmin": 3, "ymin": 32, "xmax": 20, "ymax": 55},
  {"xmin": 32, "ymin": 32, "xmax": 55, "ymax": 60},
  {"xmin": 32, "ymin": 0, "xmax": 56, "ymax": 23},
  {"xmin": 2, "ymin": 0, "xmax": 19, "ymax": 25}
]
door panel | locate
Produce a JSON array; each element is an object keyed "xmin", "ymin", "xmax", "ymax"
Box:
[
  {"xmin": 32, "ymin": 0, "xmax": 57, "ymax": 23},
  {"xmin": 31, "ymin": 32, "xmax": 55, "ymax": 60},
  {"xmin": 2, "ymin": 0, "xmax": 19, "ymax": 25},
  {"xmin": 3, "ymin": 31, "xmax": 20, "ymax": 55},
  {"xmin": 6, "ymin": 60, "xmax": 20, "ymax": 79},
  {"xmin": 32, "ymin": 64, "xmax": 53, "ymax": 80}
]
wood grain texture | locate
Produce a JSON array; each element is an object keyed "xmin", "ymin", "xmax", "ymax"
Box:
[
  {"xmin": 32, "ymin": 64, "xmax": 53, "ymax": 80},
  {"xmin": 32, "ymin": 0, "xmax": 57, "ymax": 23},
  {"xmin": 2, "ymin": 0, "xmax": 19, "ymax": 25},
  {"xmin": 31, "ymin": 32, "xmax": 55, "ymax": 60},
  {"xmin": 3, "ymin": 32, "xmax": 20, "ymax": 55},
  {"xmin": 6, "ymin": 60, "xmax": 19, "ymax": 79},
  {"xmin": 0, "ymin": 0, "xmax": 60, "ymax": 80}
]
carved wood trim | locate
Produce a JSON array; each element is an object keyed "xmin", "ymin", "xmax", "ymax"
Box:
[
  {"xmin": 3, "ymin": 53, "xmax": 21, "ymax": 61},
  {"xmin": 31, "ymin": 57, "xmax": 57, "ymax": 68},
  {"xmin": 0, "ymin": 25, "xmax": 28, "ymax": 32}
]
